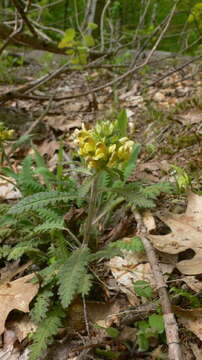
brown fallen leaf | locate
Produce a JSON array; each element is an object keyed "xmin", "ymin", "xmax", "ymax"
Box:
[
  {"xmin": 45, "ymin": 115, "xmax": 82, "ymax": 132},
  {"xmin": 148, "ymin": 192, "xmax": 202, "ymax": 275},
  {"xmin": 174, "ymin": 306, "xmax": 202, "ymax": 341},
  {"xmin": 8, "ymin": 314, "xmax": 37, "ymax": 342},
  {"xmin": 88, "ymin": 301, "xmax": 120, "ymax": 328},
  {"xmin": 0, "ymin": 178, "xmax": 21, "ymax": 200},
  {"xmin": 190, "ymin": 343, "xmax": 202, "ymax": 360},
  {"xmin": 182, "ymin": 276, "xmax": 202, "ymax": 293},
  {"xmin": 143, "ymin": 211, "xmax": 156, "ymax": 232},
  {"xmin": 0, "ymin": 274, "xmax": 39, "ymax": 335},
  {"xmin": 109, "ymin": 238, "xmax": 175, "ymax": 305},
  {"xmin": 176, "ymin": 109, "xmax": 202, "ymax": 125}
]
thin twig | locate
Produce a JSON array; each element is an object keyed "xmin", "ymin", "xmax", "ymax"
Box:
[
  {"xmin": 143, "ymin": 53, "xmax": 202, "ymax": 89},
  {"xmin": 82, "ymin": 296, "xmax": 90, "ymax": 337},
  {"xmin": 64, "ymin": 227, "xmax": 81, "ymax": 247},
  {"xmin": 0, "ymin": 22, "xmax": 23, "ymax": 56},
  {"xmin": 11, "ymin": 0, "xmax": 38, "ymax": 37},
  {"xmin": 133, "ymin": 210, "xmax": 182, "ymax": 360},
  {"xmin": 24, "ymin": 95, "xmax": 54, "ymax": 136}
]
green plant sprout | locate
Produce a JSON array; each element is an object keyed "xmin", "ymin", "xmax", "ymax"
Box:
[
  {"xmin": 171, "ymin": 165, "xmax": 191, "ymax": 192},
  {"xmin": 0, "ymin": 122, "xmax": 14, "ymax": 165}
]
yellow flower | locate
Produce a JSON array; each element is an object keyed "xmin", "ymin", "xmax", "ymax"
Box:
[
  {"xmin": 119, "ymin": 137, "xmax": 128, "ymax": 144},
  {"xmin": 107, "ymin": 151, "xmax": 118, "ymax": 168},
  {"xmin": 87, "ymin": 159, "xmax": 101, "ymax": 169},
  {"xmin": 118, "ymin": 140, "xmax": 134, "ymax": 161},
  {"xmin": 108, "ymin": 144, "xmax": 116, "ymax": 153},
  {"xmin": 94, "ymin": 142, "xmax": 108, "ymax": 160},
  {"xmin": 0, "ymin": 128, "xmax": 14, "ymax": 141},
  {"xmin": 79, "ymin": 137, "xmax": 96, "ymax": 156}
]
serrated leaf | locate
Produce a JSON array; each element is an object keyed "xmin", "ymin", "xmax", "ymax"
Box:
[
  {"xmin": 58, "ymin": 247, "xmax": 90, "ymax": 307},
  {"xmin": 29, "ymin": 306, "xmax": 64, "ymax": 360},
  {"xmin": 8, "ymin": 191, "xmax": 75, "ymax": 215},
  {"xmin": 90, "ymin": 246, "xmax": 121, "ymax": 261},
  {"xmin": 33, "ymin": 221, "xmax": 64, "ymax": 234},
  {"xmin": 114, "ymin": 237, "xmax": 144, "ymax": 253},
  {"xmin": 79, "ymin": 273, "xmax": 93, "ymax": 296},
  {"xmin": 30, "ymin": 289, "xmax": 53, "ymax": 323}
]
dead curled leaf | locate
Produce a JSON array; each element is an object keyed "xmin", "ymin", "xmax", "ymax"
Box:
[
  {"xmin": 148, "ymin": 192, "xmax": 202, "ymax": 275},
  {"xmin": 0, "ymin": 274, "xmax": 39, "ymax": 335},
  {"xmin": 109, "ymin": 238, "xmax": 175, "ymax": 305},
  {"xmin": 174, "ymin": 306, "xmax": 202, "ymax": 341}
]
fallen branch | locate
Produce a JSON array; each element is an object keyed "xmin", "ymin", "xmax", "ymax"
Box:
[
  {"xmin": 133, "ymin": 210, "xmax": 182, "ymax": 360},
  {"xmin": 0, "ymin": 23, "xmax": 67, "ymax": 55}
]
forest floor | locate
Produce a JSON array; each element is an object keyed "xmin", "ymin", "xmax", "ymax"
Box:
[{"xmin": 0, "ymin": 50, "xmax": 202, "ymax": 360}]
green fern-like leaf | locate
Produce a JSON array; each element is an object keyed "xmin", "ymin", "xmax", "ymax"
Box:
[
  {"xmin": 58, "ymin": 247, "xmax": 90, "ymax": 308},
  {"xmin": 90, "ymin": 246, "xmax": 121, "ymax": 261},
  {"xmin": 30, "ymin": 289, "xmax": 53, "ymax": 323},
  {"xmin": 8, "ymin": 239, "xmax": 45, "ymax": 260},
  {"xmin": 8, "ymin": 191, "xmax": 75, "ymax": 215},
  {"xmin": 28, "ymin": 306, "xmax": 64, "ymax": 360},
  {"xmin": 78, "ymin": 176, "xmax": 94, "ymax": 198},
  {"xmin": 141, "ymin": 182, "xmax": 172, "ymax": 199},
  {"xmin": 0, "ymin": 245, "xmax": 11, "ymax": 258},
  {"xmin": 32, "ymin": 220, "xmax": 64, "ymax": 234},
  {"xmin": 11, "ymin": 134, "xmax": 32, "ymax": 150},
  {"xmin": 35, "ymin": 208, "xmax": 61, "ymax": 222},
  {"xmin": 112, "ymin": 237, "xmax": 145, "ymax": 252},
  {"xmin": 79, "ymin": 273, "xmax": 93, "ymax": 296},
  {"xmin": 130, "ymin": 192, "xmax": 155, "ymax": 208},
  {"xmin": 39, "ymin": 262, "xmax": 59, "ymax": 287}
]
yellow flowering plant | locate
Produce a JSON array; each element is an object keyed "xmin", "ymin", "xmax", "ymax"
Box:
[{"xmin": 73, "ymin": 111, "xmax": 143, "ymax": 246}]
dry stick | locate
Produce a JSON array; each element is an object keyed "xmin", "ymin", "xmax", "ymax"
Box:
[
  {"xmin": 133, "ymin": 210, "xmax": 182, "ymax": 360},
  {"xmin": 11, "ymin": 0, "xmax": 38, "ymax": 37},
  {"xmin": 24, "ymin": 94, "xmax": 54, "ymax": 136},
  {"xmin": 0, "ymin": 60, "xmax": 70, "ymax": 104},
  {"xmin": 0, "ymin": 21, "xmax": 23, "ymax": 56},
  {"xmin": 0, "ymin": 23, "xmax": 68, "ymax": 54},
  {"xmin": 143, "ymin": 53, "xmax": 202, "ymax": 90}
]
